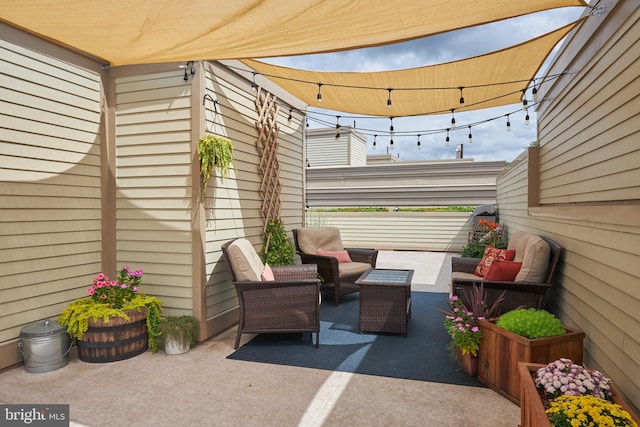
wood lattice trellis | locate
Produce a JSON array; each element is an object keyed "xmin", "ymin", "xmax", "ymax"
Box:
[{"xmin": 254, "ymin": 87, "xmax": 282, "ymax": 234}]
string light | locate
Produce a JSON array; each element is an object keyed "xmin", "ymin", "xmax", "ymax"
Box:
[
  {"xmin": 389, "ymin": 137, "xmax": 394, "ymax": 150},
  {"xmin": 306, "ymin": 159, "xmax": 310, "ymax": 168},
  {"xmin": 372, "ymin": 134, "xmax": 377, "ymax": 150},
  {"xmin": 506, "ymin": 114, "xmax": 512, "ymax": 132},
  {"xmin": 387, "ymin": 88, "xmax": 393, "ymax": 111},
  {"xmin": 522, "ymin": 90, "xmax": 528, "ymax": 110},
  {"xmin": 316, "ymin": 83, "xmax": 323, "ymax": 104},
  {"xmin": 335, "ymin": 115, "xmax": 340, "ymax": 139},
  {"xmin": 532, "ymin": 85, "xmax": 538, "ymax": 101},
  {"xmin": 287, "ymin": 108, "xmax": 293, "ymax": 123},
  {"xmin": 525, "ymin": 109, "xmax": 530, "ymax": 125},
  {"xmin": 458, "ymin": 86, "xmax": 465, "ymax": 104},
  {"xmin": 389, "ymin": 117, "xmax": 394, "ymax": 132},
  {"xmin": 251, "ymin": 72, "xmax": 257, "ymax": 91},
  {"xmin": 445, "ymin": 128, "xmax": 450, "ymax": 146},
  {"xmin": 468, "ymin": 126, "xmax": 473, "ymax": 144},
  {"xmin": 450, "ymin": 109, "xmax": 456, "ymax": 126},
  {"xmin": 417, "ymin": 134, "xmax": 422, "ymax": 150}
]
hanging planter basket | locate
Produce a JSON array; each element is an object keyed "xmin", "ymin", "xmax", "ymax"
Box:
[{"xmin": 197, "ymin": 135, "xmax": 236, "ymax": 193}]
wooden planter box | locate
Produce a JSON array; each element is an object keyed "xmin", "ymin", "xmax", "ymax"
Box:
[
  {"xmin": 477, "ymin": 319, "xmax": 585, "ymax": 405},
  {"xmin": 518, "ymin": 362, "xmax": 640, "ymax": 427}
]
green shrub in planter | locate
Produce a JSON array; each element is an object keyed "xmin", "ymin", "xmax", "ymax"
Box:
[
  {"xmin": 158, "ymin": 315, "xmax": 199, "ymax": 350},
  {"xmin": 495, "ymin": 308, "xmax": 565, "ymax": 339}
]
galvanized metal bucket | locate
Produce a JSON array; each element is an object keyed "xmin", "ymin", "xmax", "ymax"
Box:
[{"xmin": 19, "ymin": 319, "xmax": 71, "ymax": 373}]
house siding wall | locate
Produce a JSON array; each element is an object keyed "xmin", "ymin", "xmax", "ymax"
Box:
[
  {"xmin": 201, "ymin": 61, "xmax": 306, "ymax": 337},
  {"xmin": 113, "ymin": 66, "xmax": 195, "ymax": 316},
  {"xmin": 497, "ymin": 1, "xmax": 640, "ymax": 413},
  {"xmin": 0, "ymin": 24, "xmax": 103, "ymax": 367}
]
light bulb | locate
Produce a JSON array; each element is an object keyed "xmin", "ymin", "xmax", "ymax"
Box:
[{"xmin": 468, "ymin": 126, "xmax": 473, "ymax": 144}]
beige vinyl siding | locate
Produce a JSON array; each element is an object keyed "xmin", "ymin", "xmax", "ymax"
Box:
[
  {"xmin": 201, "ymin": 62, "xmax": 306, "ymax": 335},
  {"xmin": 306, "ymin": 160, "xmax": 503, "ymax": 208},
  {"xmin": 497, "ymin": 1, "xmax": 639, "ymax": 413},
  {"xmin": 305, "ymin": 211, "xmax": 473, "ymax": 252},
  {"xmin": 306, "ymin": 128, "xmax": 352, "ymax": 167},
  {"xmin": 349, "ymin": 131, "xmax": 368, "ymax": 167},
  {"xmin": 0, "ymin": 27, "xmax": 102, "ymax": 366},
  {"xmin": 114, "ymin": 68, "xmax": 194, "ymax": 315}
]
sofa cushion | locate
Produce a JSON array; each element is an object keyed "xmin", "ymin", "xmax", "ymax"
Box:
[
  {"xmin": 474, "ymin": 246, "xmax": 516, "ymax": 277},
  {"xmin": 514, "ymin": 235, "xmax": 550, "ymax": 283},
  {"xmin": 297, "ymin": 227, "xmax": 344, "ymax": 254},
  {"xmin": 317, "ymin": 249, "xmax": 352, "ymax": 263},
  {"xmin": 226, "ymin": 238, "xmax": 264, "ymax": 282},
  {"xmin": 484, "ymin": 260, "xmax": 522, "ymax": 281},
  {"xmin": 338, "ymin": 261, "xmax": 371, "ymax": 278}
]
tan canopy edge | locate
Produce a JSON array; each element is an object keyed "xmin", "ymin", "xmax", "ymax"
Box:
[
  {"xmin": 241, "ymin": 20, "xmax": 582, "ymax": 117},
  {"xmin": 0, "ymin": 0, "xmax": 585, "ymax": 66}
]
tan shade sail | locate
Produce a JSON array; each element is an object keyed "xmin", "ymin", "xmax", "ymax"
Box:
[
  {"xmin": 0, "ymin": 0, "xmax": 585, "ymax": 66},
  {"xmin": 241, "ymin": 21, "xmax": 582, "ymax": 117}
]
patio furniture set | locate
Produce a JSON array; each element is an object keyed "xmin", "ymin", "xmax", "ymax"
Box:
[
  {"xmin": 222, "ymin": 227, "xmax": 414, "ymax": 348},
  {"xmin": 223, "ymin": 227, "xmax": 560, "ymax": 348}
]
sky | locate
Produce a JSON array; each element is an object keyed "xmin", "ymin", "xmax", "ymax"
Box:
[{"xmin": 262, "ymin": 6, "xmax": 587, "ymax": 163}]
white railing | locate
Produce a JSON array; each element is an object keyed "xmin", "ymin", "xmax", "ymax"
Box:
[{"xmin": 304, "ymin": 211, "xmax": 473, "ymax": 252}]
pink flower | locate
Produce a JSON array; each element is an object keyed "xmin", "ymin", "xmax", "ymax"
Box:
[
  {"xmin": 471, "ymin": 326, "xmax": 479, "ymax": 332},
  {"xmin": 132, "ymin": 286, "xmax": 138, "ymax": 292},
  {"xmin": 120, "ymin": 284, "xmax": 127, "ymax": 289},
  {"xmin": 100, "ymin": 294, "xmax": 107, "ymax": 299}
]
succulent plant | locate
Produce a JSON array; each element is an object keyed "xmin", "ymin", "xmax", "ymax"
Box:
[{"xmin": 495, "ymin": 308, "xmax": 565, "ymax": 339}]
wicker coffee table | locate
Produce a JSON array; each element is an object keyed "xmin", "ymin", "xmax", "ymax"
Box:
[{"xmin": 355, "ymin": 268, "xmax": 414, "ymax": 335}]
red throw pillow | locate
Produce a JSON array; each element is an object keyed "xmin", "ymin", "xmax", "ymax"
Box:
[
  {"xmin": 261, "ymin": 263, "xmax": 275, "ymax": 281},
  {"xmin": 474, "ymin": 246, "xmax": 516, "ymax": 277},
  {"xmin": 484, "ymin": 260, "xmax": 523, "ymax": 281},
  {"xmin": 316, "ymin": 249, "xmax": 352, "ymax": 263}
]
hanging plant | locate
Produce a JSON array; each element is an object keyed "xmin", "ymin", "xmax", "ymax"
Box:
[{"xmin": 197, "ymin": 135, "xmax": 236, "ymax": 192}]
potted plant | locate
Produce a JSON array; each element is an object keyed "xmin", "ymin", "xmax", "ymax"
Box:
[
  {"xmin": 259, "ymin": 219, "xmax": 295, "ymax": 266},
  {"xmin": 461, "ymin": 219, "xmax": 506, "ymax": 258},
  {"xmin": 442, "ymin": 283, "xmax": 504, "ymax": 376},
  {"xmin": 478, "ymin": 308, "xmax": 585, "ymax": 404},
  {"xmin": 58, "ymin": 266, "xmax": 163, "ymax": 362},
  {"xmin": 197, "ymin": 134, "xmax": 235, "ymax": 193},
  {"xmin": 518, "ymin": 359, "xmax": 639, "ymax": 427},
  {"xmin": 158, "ymin": 315, "xmax": 200, "ymax": 355}
]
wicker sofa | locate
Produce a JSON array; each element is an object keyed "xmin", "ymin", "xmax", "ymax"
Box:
[
  {"xmin": 451, "ymin": 231, "xmax": 562, "ymax": 315},
  {"xmin": 221, "ymin": 238, "xmax": 321, "ymax": 348},
  {"xmin": 293, "ymin": 227, "xmax": 378, "ymax": 306}
]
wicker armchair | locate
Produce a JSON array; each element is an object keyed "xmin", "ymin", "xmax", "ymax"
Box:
[
  {"xmin": 451, "ymin": 232, "xmax": 562, "ymax": 315},
  {"xmin": 221, "ymin": 238, "xmax": 321, "ymax": 349},
  {"xmin": 293, "ymin": 227, "xmax": 378, "ymax": 306}
]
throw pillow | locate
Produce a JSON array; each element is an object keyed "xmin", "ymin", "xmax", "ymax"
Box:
[
  {"xmin": 474, "ymin": 246, "xmax": 516, "ymax": 277},
  {"xmin": 316, "ymin": 249, "xmax": 352, "ymax": 263},
  {"xmin": 484, "ymin": 260, "xmax": 523, "ymax": 281},
  {"xmin": 261, "ymin": 263, "xmax": 275, "ymax": 281}
]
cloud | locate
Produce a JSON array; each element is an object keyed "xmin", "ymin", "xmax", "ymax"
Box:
[{"xmin": 262, "ymin": 7, "xmax": 585, "ymax": 163}]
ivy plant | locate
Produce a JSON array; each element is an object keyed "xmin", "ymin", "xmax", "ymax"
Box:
[
  {"xmin": 197, "ymin": 135, "xmax": 236, "ymax": 193},
  {"xmin": 260, "ymin": 219, "xmax": 295, "ymax": 266}
]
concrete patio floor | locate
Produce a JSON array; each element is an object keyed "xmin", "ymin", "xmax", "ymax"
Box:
[{"xmin": 0, "ymin": 251, "xmax": 520, "ymax": 427}]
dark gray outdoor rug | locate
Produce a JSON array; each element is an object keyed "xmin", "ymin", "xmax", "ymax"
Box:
[{"xmin": 227, "ymin": 291, "xmax": 484, "ymax": 387}]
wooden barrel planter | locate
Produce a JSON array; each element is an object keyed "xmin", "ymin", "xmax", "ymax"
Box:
[{"xmin": 77, "ymin": 309, "xmax": 148, "ymax": 363}]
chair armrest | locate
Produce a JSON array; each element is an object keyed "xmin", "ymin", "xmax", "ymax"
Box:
[
  {"xmin": 233, "ymin": 279, "xmax": 320, "ymax": 293},
  {"xmin": 451, "ymin": 256, "xmax": 481, "ymax": 274},
  {"xmin": 298, "ymin": 253, "xmax": 339, "ymax": 283},
  {"xmin": 346, "ymin": 248, "xmax": 378, "ymax": 266},
  {"xmin": 272, "ymin": 264, "xmax": 318, "ymax": 281}
]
